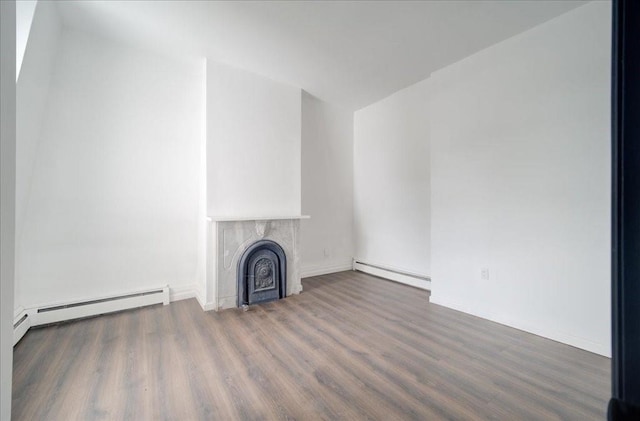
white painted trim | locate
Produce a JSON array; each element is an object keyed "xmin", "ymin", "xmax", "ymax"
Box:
[
  {"xmin": 162, "ymin": 286, "xmax": 170, "ymax": 306},
  {"xmin": 429, "ymin": 294, "xmax": 611, "ymax": 357},
  {"xmin": 167, "ymin": 284, "xmax": 218, "ymax": 310},
  {"xmin": 194, "ymin": 290, "xmax": 204, "ymax": 308},
  {"xmin": 191, "ymin": 285, "xmax": 216, "ymax": 311},
  {"xmin": 13, "ymin": 308, "xmax": 32, "ymax": 346},
  {"xmin": 26, "ymin": 285, "xmax": 169, "ymax": 311},
  {"xmin": 169, "ymin": 284, "xmax": 198, "ymax": 302},
  {"xmin": 26, "ymin": 285, "xmax": 169, "ymax": 327},
  {"xmin": 300, "ymin": 260, "xmax": 353, "ymax": 278},
  {"xmin": 354, "ymin": 261, "xmax": 431, "ymax": 290},
  {"xmin": 209, "ymin": 215, "xmax": 310, "ymax": 222},
  {"xmin": 200, "ymin": 301, "xmax": 217, "ymax": 312},
  {"xmin": 14, "ymin": 305, "xmax": 25, "ymax": 319}
]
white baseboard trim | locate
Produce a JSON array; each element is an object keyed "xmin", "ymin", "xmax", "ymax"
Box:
[
  {"xmin": 300, "ymin": 260, "xmax": 354, "ymax": 278},
  {"xmin": 14, "ymin": 305, "xmax": 25, "ymax": 319},
  {"xmin": 13, "ymin": 308, "xmax": 32, "ymax": 346},
  {"xmin": 169, "ymin": 284, "xmax": 198, "ymax": 302},
  {"xmin": 169, "ymin": 284, "xmax": 219, "ymax": 312},
  {"xmin": 429, "ymin": 294, "xmax": 611, "ymax": 357},
  {"xmin": 192, "ymin": 290, "xmax": 216, "ymax": 311},
  {"xmin": 354, "ymin": 260, "xmax": 431, "ymax": 290},
  {"xmin": 200, "ymin": 301, "xmax": 217, "ymax": 312}
]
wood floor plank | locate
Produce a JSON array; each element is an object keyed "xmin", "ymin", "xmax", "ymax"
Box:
[{"xmin": 12, "ymin": 271, "xmax": 610, "ymax": 420}]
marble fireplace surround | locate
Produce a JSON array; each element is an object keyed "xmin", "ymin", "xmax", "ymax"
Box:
[{"xmin": 209, "ymin": 216, "xmax": 309, "ymax": 310}]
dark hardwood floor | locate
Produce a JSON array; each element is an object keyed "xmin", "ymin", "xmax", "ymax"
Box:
[{"xmin": 12, "ymin": 271, "xmax": 610, "ymax": 420}]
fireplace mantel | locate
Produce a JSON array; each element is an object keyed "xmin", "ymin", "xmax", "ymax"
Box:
[
  {"xmin": 208, "ymin": 215, "xmax": 310, "ymax": 222},
  {"xmin": 206, "ymin": 216, "xmax": 305, "ymax": 310}
]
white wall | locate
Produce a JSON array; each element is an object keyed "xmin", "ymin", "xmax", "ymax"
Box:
[
  {"xmin": 17, "ymin": 28, "xmax": 205, "ymax": 307},
  {"xmin": 206, "ymin": 61, "xmax": 301, "ymax": 218},
  {"xmin": 301, "ymin": 92, "xmax": 354, "ymax": 277},
  {"xmin": 429, "ymin": 2, "xmax": 611, "ymax": 356},
  {"xmin": 16, "ymin": 0, "xmax": 37, "ymax": 79},
  {"xmin": 15, "ymin": 0, "xmax": 61, "ymax": 308},
  {"xmin": 1, "ymin": 1, "xmax": 16, "ymax": 419},
  {"xmin": 354, "ymin": 78, "xmax": 431, "ymax": 278}
]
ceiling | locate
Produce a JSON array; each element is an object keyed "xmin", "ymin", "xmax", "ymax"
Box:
[{"xmin": 54, "ymin": 0, "xmax": 587, "ymax": 111}]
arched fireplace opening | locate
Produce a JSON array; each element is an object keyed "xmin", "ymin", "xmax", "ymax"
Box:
[{"xmin": 237, "ymin": 240, "xmax": 286, "ymax": 307}]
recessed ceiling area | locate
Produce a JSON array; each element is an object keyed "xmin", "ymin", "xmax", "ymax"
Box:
[{"xmin": 54, "ymin": 0, "xmax": 586, "ymax": 110}]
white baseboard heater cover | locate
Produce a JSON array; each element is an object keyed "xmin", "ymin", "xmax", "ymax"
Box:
[
  {"xmin": 13, "ymin": 286, "xmax": 169, "ymax": 345},
  {"xmin": 353, "ymin": 260, "xmax": 431, "ymax": 290},
  {"xmin": 13, "ymin": 310, "xmax": 31, "ymax": 346}
]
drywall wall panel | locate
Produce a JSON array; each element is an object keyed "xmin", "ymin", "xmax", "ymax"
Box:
[
  {"xmin": 429, "ymin": 2, "xmax": 611, "ymax": 356},
  {"xmin": 1, "ymin": 1, "xmax": 17, "ymax": 418},
  {"xmin": 15, "ymin": 0, "xmax": 61, "ymax": 307},
  {"xmin": 17, "ymin": 28, "xmax": 205, "ymax": 306},
  {"xmin": 354, "ymin": 78, "xmax": 431, "ymax": 278},
  {"xmin": 207, "ymin": 61, "xmax": 301, "ymax": 218},
  {"xmin": 301, "ymin": 92, "xmax": 354, "ymax": 276}
]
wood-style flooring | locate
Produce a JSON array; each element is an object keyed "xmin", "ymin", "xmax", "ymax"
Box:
[{"xmin": 12, "ymin": 271, "xmax": 610, "ymax": 420}]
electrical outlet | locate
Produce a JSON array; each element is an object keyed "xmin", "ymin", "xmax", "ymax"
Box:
[
  {"xmin": 323, "ymin": 248, "xmax": 331, "ymax": 258},
  {"xmin": 481, "ymin": 267, "xmax": 490, "ymax": 280}
]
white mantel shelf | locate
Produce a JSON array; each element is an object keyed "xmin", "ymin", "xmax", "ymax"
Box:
[{"xmin": 207, "ymin": 215, "xmax": 310, "ymax": 222}]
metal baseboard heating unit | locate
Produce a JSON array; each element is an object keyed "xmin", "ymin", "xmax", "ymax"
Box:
[
  {"xmin": 353, "ymin": 260, "xmax": 431, "ymax": 290},
  {"xmin": 14, "ymin": 286, "xmax": 170, "ymax": 340},
  {"xmin": 13, "ymin": 309, "xmax": 31, "ymax": 346}
]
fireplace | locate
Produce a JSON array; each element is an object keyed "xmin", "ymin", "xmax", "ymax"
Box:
[
  {"xmin": 207, "ymin": 217, "xmax": 305, "ymax": 310},
  {"xmin": 237, "ymin": 239, "xmax": 286, "ymax": 307}
]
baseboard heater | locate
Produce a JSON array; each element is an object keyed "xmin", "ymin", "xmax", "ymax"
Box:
[
  {"xmin": 353, "ymin": 260, "xmax": 431, "ymax": 290},
  {"xmin": 13, "ymin": 310, "xmax": 31, "ymax": 346},
  {"xmin": 13, "ymin": 286, "xmax": 169, "ymax": 345}
]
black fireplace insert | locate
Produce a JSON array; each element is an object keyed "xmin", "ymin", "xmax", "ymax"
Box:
[{"xmin": 237, "ymin": 240, "xmax": 286, "ymax": 307}]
